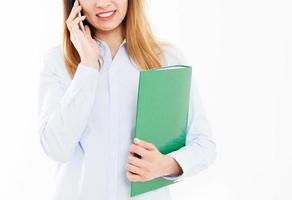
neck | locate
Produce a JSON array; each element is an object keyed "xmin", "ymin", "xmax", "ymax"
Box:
[{"xmin": 95, "ymin": 25, "xmax": 124, "ymax": 59}]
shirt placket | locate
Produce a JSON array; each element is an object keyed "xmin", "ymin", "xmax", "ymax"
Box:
[{"xmin": 105, "ymin": 44, "xmax": 120, "ymax": 200}]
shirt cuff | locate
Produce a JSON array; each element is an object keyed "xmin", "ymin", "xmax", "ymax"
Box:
[{"xmin": 70, "ymin": 63, "xmax": 102, "ymax": 92}]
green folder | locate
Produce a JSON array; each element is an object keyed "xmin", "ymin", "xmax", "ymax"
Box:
[{"xmin": 131, "ymin": 65, "xmax": 192, "ymax": 197}]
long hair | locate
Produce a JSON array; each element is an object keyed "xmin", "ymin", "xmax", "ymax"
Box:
[{"xmin": 62, "ymin": 0, "xmax": 171, "ymax": 79}]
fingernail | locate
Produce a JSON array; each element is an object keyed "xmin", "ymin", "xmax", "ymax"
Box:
[{"xmin": 134, "ymin": 138, "xmax": 140, "ymax": 143}]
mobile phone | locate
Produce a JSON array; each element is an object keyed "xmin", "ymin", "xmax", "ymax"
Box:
[
  {"xmin": 68, "ymin": 0, "xmax": 85, "ymax": 32},
  {"xmin": 78, "ymin": 11, "xmax": 85, "ymax": 32}
]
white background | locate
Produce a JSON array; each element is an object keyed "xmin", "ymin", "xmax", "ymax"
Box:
[{"xmin": 0, "ymin": 0, "xmax": 291, "ymax": 199}]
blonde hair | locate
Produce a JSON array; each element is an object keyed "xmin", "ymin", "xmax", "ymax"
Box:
[{"xmin": 62, "ymin": 0, "xmax": 171, "ymax": 79}]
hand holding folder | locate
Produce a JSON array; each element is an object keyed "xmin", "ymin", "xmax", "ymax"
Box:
[{"xmin": 131, "ymin": 65, "xmax": 192, "ymax": 197}]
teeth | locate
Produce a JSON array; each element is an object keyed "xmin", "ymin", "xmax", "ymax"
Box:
[{"xmin": 98, "ymin": 11, "xmax": 115, "ymax": 18}]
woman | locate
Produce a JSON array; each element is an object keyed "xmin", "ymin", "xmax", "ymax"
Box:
[{"xmin": 37, "ymin": 0, "xmax": 217, "ymax": 199}]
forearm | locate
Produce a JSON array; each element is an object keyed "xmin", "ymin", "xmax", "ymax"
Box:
[{"xmin": 38, "ymin": 63, "xmax": 101, "ymax": 162}]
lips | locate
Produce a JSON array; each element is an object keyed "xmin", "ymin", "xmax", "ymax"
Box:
[{"xmin": 96, "ymin": 10, "xmax": 116, "ymax": 18}]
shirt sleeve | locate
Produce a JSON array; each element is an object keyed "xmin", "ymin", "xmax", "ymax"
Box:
[
  {"xmin": 160, "ymin": 46, "xmax": 217, "ymax": 182},
  {"xmin": 37, "ymin": 50, "xmax": 102, "ymax": 163}
]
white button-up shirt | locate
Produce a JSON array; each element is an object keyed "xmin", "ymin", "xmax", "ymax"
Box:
[{"xmin": 37, "ymin": 38, "xmax": 217, "ymax": 200}]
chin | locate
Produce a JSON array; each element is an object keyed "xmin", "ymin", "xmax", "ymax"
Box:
[
  {"xmin": 97, "ymin": 27, "xmax": 116, "ymax": 32},
  {"xmin": 95, "ymin": 24, "xmax": 120, "ymax": 32}
]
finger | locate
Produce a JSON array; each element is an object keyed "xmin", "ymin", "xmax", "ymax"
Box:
[
  {"xmin": 134, "ymin": 138, "xmax": 156, "ymax": 151},
  {"xmin": 126, "ymin": 163, "xmax": 144, "ymax": 175},
  {"xmin": 128, "ymin": 144, "xmax": 149, "ymax": 158},
  {"xmin": 67, "ymin": 7, "xmax": 82, "ymax": 33},
  {"xmin": 67, "ymin": 5, "xmax": 82, "ymax": 25},
  {"xmin": 127, "ymin": 154, "xmax": 147, "ymax": 168},
  {"xmin": 71, "ymin": 15, "xmax": 87, "ymax": 36},
  {"xmin": 72, "ymin": 15, "xmax": 86, "ymax": 29},
  {"xmin": 127, "ymin": 171, "xmax": 142, "ymax": 182},
  {"xmin": 72, "ymin": 0, "xmax": 79, "ymax": 10}
]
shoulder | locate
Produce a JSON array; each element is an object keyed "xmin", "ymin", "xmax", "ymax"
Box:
[
  {"xmin": 39, "ymin": 45, "xmax": 69, "ymax": 80},
  {"xmin": 160, "ymin": 43, "xmax": 188, "ymax": 67},
  {"xmin": 41, "ymin": 44, "xmax": 63, "ymax": 69}
]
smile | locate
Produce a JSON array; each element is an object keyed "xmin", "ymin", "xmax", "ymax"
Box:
[{"xmin": 96, "ymin": 10, "xmax": 116, "ymax": 21}]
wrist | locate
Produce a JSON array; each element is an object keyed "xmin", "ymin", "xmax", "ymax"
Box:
[
  {"xmin": 81, "ymin": 59, "xmax": 100, "ymax": 70},
  {"xmin": 162, "ymin": 155, "xmax": 183, "ymax": 177}
]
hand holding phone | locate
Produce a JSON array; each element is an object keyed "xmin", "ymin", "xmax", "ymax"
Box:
[{"xmin": 66, "ymin": 0, "xmax": 101, "ymax": 71}]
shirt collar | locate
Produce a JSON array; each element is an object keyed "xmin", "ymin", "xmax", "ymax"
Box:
[{"xmin": 95, "ymin": 37, "xmax": 127, "ymax": 49}]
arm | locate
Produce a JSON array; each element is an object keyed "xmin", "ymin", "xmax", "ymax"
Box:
[
  {"xmin": 161, "ymin": 74, "xmax": 217, "ymax": 181},
  {"xmin": 37, "ymin": 50, "xmax": 102, "ymax": 163},
  {"xmin": 159, "ymin": 46, "xmax": 217, "ymax": 181}
]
